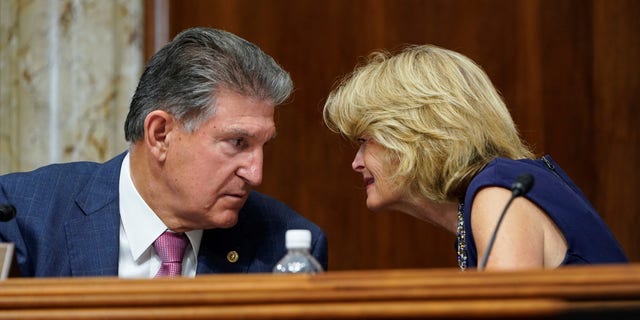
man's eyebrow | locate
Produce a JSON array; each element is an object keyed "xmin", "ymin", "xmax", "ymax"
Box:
[
  {"xmin": 224, "ymin": 128, "xmax": 252, "ymax": 137},
  {"xmin": 224, "ymin": 128, "xmax": 278, "ymax": 141}
]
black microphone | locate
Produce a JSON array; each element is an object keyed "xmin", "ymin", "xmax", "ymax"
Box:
[
  {"xmin": 478, "ymin": 173, "xmax": 534, "ymax": 271},
  {"xmin": 0, "ymin": 204, "xmax": 17, "ymax": 222}
]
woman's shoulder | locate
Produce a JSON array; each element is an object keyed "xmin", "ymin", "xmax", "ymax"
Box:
[
  {"xmin": 465, "ymin": 156, "xmax": 557, "ymax": 205},
  {"xmin": 483, "ymin": 156, "xmax": 542, "ymax": 172},
  {"xmin": 471, "ymin": 157, "xmax": 541, "ymax": 187}
]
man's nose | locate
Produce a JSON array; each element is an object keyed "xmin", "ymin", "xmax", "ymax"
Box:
[{"xmin": 237, "ymin": 149, "xmax": 264, "ymax": 186}]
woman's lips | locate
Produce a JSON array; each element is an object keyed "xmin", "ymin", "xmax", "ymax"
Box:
[{"xmin": 364, "ymin": 177, "xmax": 374, "ymax": 187}]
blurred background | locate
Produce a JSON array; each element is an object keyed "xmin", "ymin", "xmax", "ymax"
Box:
[{"xmin": 1, "ymin": 0, "xmax": 638, "ymax": 270}]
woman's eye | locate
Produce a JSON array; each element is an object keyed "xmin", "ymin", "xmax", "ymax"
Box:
[{"xmin": 356, "ymin": 138, "xmax": 367, "ymax": 145}]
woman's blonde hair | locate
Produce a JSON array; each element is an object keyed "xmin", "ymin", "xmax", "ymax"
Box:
[{"xmin": 323, "ymin": 44, "xmax": 533, "ymax": 202}]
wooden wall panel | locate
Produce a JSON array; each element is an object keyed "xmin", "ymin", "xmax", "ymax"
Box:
[
  {"xmin": 592, "ymin": 0, "xmax": 640, "ymax": 262},
  {"xmin": 158, "ymin": 0, "xmax": 639, "ymax": 270}
]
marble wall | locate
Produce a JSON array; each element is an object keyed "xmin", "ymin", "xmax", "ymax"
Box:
[{"xmin": 0, "ymin": 0, "xmax": 144, "ymax": 174}]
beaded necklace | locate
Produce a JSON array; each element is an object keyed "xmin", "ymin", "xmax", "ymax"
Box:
[{"xmin": 456, "ymin": 203, "xmax": 468, "ymax": 271}]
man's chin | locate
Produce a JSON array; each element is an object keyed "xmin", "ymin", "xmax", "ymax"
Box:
[{"xmin": 203, "ymin": 209, "xmax": 240, "ymax": 229}]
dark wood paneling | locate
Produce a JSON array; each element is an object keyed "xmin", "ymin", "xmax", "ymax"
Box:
[
  {"xmin": 144, "ymin": 0, "xmax": 171, "ymax": 60},
  {"xmin": 157, "ymin": 0, "xmax": 639, "ymax": 270},
  {"xmin": 592, "ymin": 0, "xmax": 640, "ymax": 261}
]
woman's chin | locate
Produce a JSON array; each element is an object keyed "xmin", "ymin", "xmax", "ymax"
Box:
[{"xmin": 365, "ymin": 200, "xmax": 387, "ymax": 213}]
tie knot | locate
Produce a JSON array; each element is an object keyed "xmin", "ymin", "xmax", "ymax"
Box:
[{"xmin": 153, "ymin": 231, "xmax": 189, "ymax": 264}]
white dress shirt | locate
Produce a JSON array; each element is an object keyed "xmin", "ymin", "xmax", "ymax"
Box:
[{"xmin": 117, "ymin": 153, "xmax": 202, "ymax": 278}]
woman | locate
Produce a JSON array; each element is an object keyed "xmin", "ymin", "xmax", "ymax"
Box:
[{"xmin": 323, "ymin": 45, "xmax": 627, "ymax": 270}]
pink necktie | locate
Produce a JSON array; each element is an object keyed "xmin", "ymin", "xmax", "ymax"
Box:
[{"xmin": 153, "ymin": 231, "xmax": 189, "ymax": 277}]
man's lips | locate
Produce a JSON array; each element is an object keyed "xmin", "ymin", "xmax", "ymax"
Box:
[{"xmin": 225, "ymin": 192, "xmax": 248, "ymax": 198}]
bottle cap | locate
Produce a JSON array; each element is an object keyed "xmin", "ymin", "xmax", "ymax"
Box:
[{"xmin": 285, "ymin": 229, "xmax": 311, "ymax": 249}]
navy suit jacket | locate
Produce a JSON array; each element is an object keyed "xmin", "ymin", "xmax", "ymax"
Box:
[{"xmin": 0, "ymin": 152, "xmax": 328, "ymax": 277}]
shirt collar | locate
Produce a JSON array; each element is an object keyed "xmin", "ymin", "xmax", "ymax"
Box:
[{"xmin": 119, "ymin": 153, "xmax": 202, "ymax": 262}]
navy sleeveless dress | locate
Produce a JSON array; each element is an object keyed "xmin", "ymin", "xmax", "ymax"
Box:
[{"xmin": 460, "ymin": 155, "xmax": 628, "ymax": 269}]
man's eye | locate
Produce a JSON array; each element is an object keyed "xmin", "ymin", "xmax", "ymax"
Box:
[{"xmin": 230, "ymin": 138, "xmax": 246, "ymax": 147}]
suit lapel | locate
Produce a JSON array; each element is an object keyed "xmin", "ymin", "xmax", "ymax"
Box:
[
  {"xmin": 65, "ymin": 153, "xmax": 125, "ymax": 276},
  {"xmin": 197, "ymin": 225, "xmax": 254, "ymax": 274},
  {"xmin": 196, "ymin": 206, "xmax": 257, "ymax": 274},
  {"xmin": 65, "ymin": 204, "xmax": 120, "ymax": 276}
]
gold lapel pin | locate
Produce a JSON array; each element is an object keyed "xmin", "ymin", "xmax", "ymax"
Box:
[{"xmin": 227, "ymin": 250, "xmax": 239, "ymax": 263}]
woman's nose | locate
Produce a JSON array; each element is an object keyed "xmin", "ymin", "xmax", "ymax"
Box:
[{"xmin": 351, "ymin": 147, "xmax": 365, "ymax": 172}]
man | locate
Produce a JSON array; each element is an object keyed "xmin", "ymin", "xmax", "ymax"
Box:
[{"xmin": 0, "ymin": 27, "xmax": 328, "ymax": 277}]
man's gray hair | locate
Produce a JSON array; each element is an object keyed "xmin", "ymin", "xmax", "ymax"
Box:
[{"xmin": 125, "ymin": 27, "xmax": 293, "ymax": 141}]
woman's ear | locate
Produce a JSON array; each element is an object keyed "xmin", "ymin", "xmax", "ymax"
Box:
[{"xmin": 143, "ymin": 110, "xmax": 176, "ymax": 162}]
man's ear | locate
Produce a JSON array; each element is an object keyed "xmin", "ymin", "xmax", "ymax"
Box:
[{"xmin": 144, "ymin": 110, "xmax": 176, "ymax": 162}]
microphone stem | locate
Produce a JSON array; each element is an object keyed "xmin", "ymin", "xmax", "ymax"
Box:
[{"xmin": 478, "ymin": 195, "xmax": 516, "ymax": 271}]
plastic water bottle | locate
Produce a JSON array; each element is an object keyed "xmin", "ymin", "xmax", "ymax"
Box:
[{"xmin": 273, "ymin": 229, "xmax": 324, "ymax": 274}]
